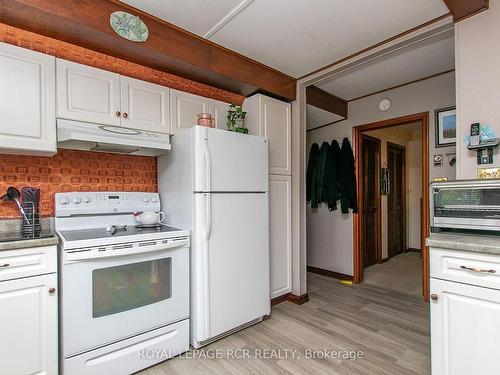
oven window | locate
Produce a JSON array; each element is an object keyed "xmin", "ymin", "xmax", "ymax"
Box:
[{"xmin": 92, "ymin": 258, "xmax": 172, "ymax": 318}]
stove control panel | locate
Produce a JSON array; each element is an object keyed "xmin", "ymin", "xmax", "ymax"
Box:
[{"xmin": 55, "ymin": 192, "xmax": 161, "ymax": 217}]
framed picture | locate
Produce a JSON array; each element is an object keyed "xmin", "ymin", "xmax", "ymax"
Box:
[{"xmin": 435, "ymin": 106, "xmax": 456, "ymax": 147}]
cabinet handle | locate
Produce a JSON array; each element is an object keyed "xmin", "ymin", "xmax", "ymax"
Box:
[
  {"xmin": 49, "ymin": 287, "xmax": 56, "ymax": 295},
  {"xmin": 460, "ymin": 265, "xmax": 496, "ymax": 274},
  {"xmin": 430, "ymin": 294, "xmax": 438, "ymax": 301},
  {"xmin": 0, "ymin": 263, "xmax": 9, "ymax": 268},
  {"xmin": 115, "ymin": 111, "xmax": 121, "ymax": 117},
  {"xmin": 122, "ymin": 112, "xmax": 128, "ymax": 119}
]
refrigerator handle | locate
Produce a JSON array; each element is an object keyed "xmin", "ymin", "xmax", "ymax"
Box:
[
  {"xmin": 203, "ymin": 138, "xmax": 211, "ymax": 191},
  {"xmin": 204, "ymin": 193, "xmax": 212, "ymax": 242}
]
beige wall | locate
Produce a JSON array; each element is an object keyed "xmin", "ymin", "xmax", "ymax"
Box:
[
  {"xmin": 455, "ymin": 0, "xmax": 500, "ymax": 178},
  {"xmin": 306, "ymin": 72, "xmax": 455, "ymax": 275}
]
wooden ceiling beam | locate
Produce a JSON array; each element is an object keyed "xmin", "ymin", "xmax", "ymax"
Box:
[
  {"xmin": 0, "ymin": 0, "xmax": 296, "ymax": 101},
  {"xmin": 443, "ymin": 0, "xmax": 489, "ymax": 22},
  {"xmin": 306, "ymin": 85, "xmax": 348, "ymax": 118}
]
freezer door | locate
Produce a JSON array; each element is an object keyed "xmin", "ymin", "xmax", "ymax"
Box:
[
  {"xmin": 194, "ymin": 126, "xmax": 269, "ymax": 192},
  {"xmin": 192, "ymin": 192, "xmax": 270, "ymax": 342}
]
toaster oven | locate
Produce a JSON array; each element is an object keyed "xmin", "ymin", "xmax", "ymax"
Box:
[{"xmin": 430, "ymin": 179, "xmax": 500, "ymax": 232}]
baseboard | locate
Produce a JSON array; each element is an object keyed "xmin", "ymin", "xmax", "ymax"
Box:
[
  {"xmin": 287, "ymin": 293, "xmax": 309, "ymax": 305},
  {"xmin": 378, "ymin": 258, "xmax": 390, "ymax": 264},
  {"xmin": 406, "ymin": 248, "xmax": 421, "ymax": 253},
  {"xmin": 307, "ymin": 266, "xmax": 354, "ymax": 281},
  {"xmin": 271, "ymin": 293, "xmax": 290, "ymax": 306}
]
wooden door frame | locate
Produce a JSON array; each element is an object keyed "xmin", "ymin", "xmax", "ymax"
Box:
[
  {"xmin": 353, "ymin": 112, "xmax": 430, "ymax": 301},
  {"xmin": 386, "ymin": 141, "xmax": 407, "ymax": 258},
  {"xmin": 360, "ymin": 134, "xmax": 382, "ymax": 267}
]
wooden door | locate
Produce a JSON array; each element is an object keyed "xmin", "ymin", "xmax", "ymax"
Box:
[
  {"xmin": 120, "ymin": 76, "xmax": 170, "ymax": 133},
  {"xmin": 56, "ymin": 59, "xmax": 121, "ymax": 126},
  {"xmin": 0, "ymin": 42, "xmax": 56, "ymax": 156},
  {"xmin": 0, "ymin": 273, "xmax": 58, "ymax": 375},
  {"xmin": 387, "ymin": 142, "xmax": 406, "ymax": 257},
  {"xmin": 361, "ymin": 135, "xmax": 380, "ymax": 268}
]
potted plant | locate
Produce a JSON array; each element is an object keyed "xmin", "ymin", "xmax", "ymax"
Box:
[{"xmin": 226, "ymin": 104, "xmax": 248, "ymax": 134}]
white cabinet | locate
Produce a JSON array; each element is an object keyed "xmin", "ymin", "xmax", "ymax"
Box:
[
  {"xmin": 211, "ymin": 99, "xmax": 230, "ymax": 130},
  {"xmin": 244, "ymin": 94, "xmax": 291, "ymax": 175},
  {"xmin": 0, "ymin": 42, "xmax": 56, "ymax": 156},
  {"xmin": 269, "ymin": 175, "xmax": 292, "ymax": 298},
  {"xmin": 0, "ymin": 246, "xmax": 58, "ymax": 375},
  {"xmin": 170, "ymin": 89, "xmax": 211, "ymax": 134},
  {"xmin": 57, "ymin": 59, "xmax": 170, "ymax": 133},
  {"xmin": 120, "ymin": 76, "xmax": 170, "ymax": 133},
  {"xmin": 430, "ymin": 247, "xmax": 500, "ymax": 375}
]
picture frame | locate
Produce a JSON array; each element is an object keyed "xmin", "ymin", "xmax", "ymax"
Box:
[{"xmin": 435, "ymin": 106, "xmax": 456, "ymax": 148}]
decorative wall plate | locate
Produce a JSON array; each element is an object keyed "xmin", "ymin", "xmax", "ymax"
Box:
[{"xmin": 110, "ymin": 11, "xmax": 149, "ymax": 43}]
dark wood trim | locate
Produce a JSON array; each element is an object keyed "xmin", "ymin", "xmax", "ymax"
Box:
[
  {"xmin": 348, "ymin": 69, "xmax": 455, "ymax": 102},
  {"xmin": 443, "ymin": 0, "xmax": 489, "ymax": 22},
  {"xmin": 306, "ymin": 119, "xmax": 346, "ymax": 133},
  {"xmin": 378, "ymin": 257, "xmax": 390, "ymax": 264},
  {"xmin": 306, "ymin": 85, "xmax": 348, "ymax": 118},
  {"xmin": 386, "ymin": 141, "xmax": 407, "ymax": 258},
  {"xmin": 360, "ymin": 134, "xmax": 382, "ymax": 267},
  {"xmin": 271, "ymin": 293, "xmax": 290, "ymax": 306},
  {"xmin": 407, "ymin": 247, "xmax": 421, "ymax": 253},
  {"xmin": 286, "ymin": 293, "xmax": 309, "ymax": 305},
  {"xmin": 1, "ymin": 0, "xmax": 296, "ymax": 101},
  {"xmin": 353, "ymin": 112, "xmax": 430, "ymax": 301},
  {"xmin": 299, "ymin": 13, "xmax": 452, "ymax": 80},
  {"xmin": 307, "ymin": 266, "xmax": 354, "ymax": 281}
]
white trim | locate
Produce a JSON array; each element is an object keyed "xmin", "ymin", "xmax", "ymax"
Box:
[{"xmin": 204, "ymin": 0, "xmax": 255, "ymax": 39}]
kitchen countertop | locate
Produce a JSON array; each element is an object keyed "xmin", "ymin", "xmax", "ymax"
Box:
[
  {"xmin": 426, "ymin": 232, "xmax": 500, "ymax": 255},
  {"xmin": 0, "ymin": 233, "xmax": 59, "ymax": 251},
  {"xmin": 0, "ymin": 217, "xmax": 58, "ymax": 251}
]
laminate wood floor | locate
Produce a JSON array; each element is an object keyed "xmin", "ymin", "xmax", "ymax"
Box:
[{"xmin": 140, "ymin": 272, "xmax": 430, "ymax": 375}]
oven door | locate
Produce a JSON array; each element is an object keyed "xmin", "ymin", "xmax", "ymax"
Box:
[{"xmin": 61, "ymin": 240, "xmax": 189, "ymax": 357}]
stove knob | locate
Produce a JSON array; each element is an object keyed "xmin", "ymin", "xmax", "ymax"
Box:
[
  {"xmin": 151, "ymin": 196, "xmax": 158, "ymax": 203},
  {"xmin": 60, "ymin": 197, "xmax": 70, "ymax": 205},
  {"xmin": 142, "ymin": 196, "xmax": 150, "ymax": 203},
  {"xmin": 72, "ymin": 197, "xmax": 82, "ymax": 204},
  {"xmin": 83, "ymin": 197, "xmax": 91, "ymax": 204}
]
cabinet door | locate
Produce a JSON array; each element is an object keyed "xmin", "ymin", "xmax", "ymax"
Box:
[
  {"xmin": 211, "ymin": 99, "xmax": 229, "ymax": 130},
  {"xmin": 261, "ymin": 96, "xmax": 291, "ymax": 175},
  {"xmin": 0, "ymin": 42, "xmax": 56, "ymax": 156},
  {"xmin": 120, "ymin": 76, "xmax": 170, "ymax": 133},
  {"xmin": 0, "ymin": 273, "xmax": 58, "ymax": 375},
  {"xmin": 170, "ymin": 89, "xmax": 210, "ymax": 134},
  {"xmin": 431, "ymin": 278, "xmax": 500, "ymax": 375},
  {"xmin": 57, "ymin": 59, "xmax": 121, "ymax": 126},
  {"xmin": 269, "ymin": 175, "xmax": 292, "ymax": 298}
]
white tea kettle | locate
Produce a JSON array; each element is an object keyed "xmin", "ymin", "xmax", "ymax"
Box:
[{"xmin": 134, "ymin": 211, "xmax": 165, "ymax": 226}]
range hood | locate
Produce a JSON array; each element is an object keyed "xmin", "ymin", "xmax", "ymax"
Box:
[{"xmin": 57, "ymin": 119, "xmax": 171, "ymax": 156}]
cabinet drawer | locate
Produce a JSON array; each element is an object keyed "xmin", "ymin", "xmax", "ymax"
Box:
[
  {"xmin": 0, "ymin": 246, "xmax": 57, "ymax": 281},
  {"xmin": 430, "ymin": 247, "xmax": 500, "ymax": 289}
]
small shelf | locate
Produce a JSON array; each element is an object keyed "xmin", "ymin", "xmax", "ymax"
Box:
[{"xmin": 467, "ymin": 138, "xmax": 500, "ymax": 150}]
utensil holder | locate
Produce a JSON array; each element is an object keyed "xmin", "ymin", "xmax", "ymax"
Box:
[{"xmin": 21, "ymin": 202, "xmax": 41, "ymax": 238}]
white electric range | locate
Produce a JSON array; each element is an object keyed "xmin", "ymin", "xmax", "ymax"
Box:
[{"xmin": 55, "ymin": 192, "xmax": 190, "ymax": 375}]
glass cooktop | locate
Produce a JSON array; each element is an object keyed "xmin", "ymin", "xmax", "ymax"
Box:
[{"xmin": 59, "ymin": 225, "xmax": 184, "ymax": 242}]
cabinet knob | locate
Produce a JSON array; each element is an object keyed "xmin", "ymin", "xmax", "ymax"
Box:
[
  {"xmin": 115, "ymin": 111, "xmax": 121, "ymax": 117},
  {"xmin": 122, "ymin": 112, "xmax": 128, "ymax": 119},
  {"xmin": 430, "ymin": 293, "xmax": 438, "ymax": 301},
  {"xmin": 49, "ymin": 287, "xmax": 56, "ymax": 295}
]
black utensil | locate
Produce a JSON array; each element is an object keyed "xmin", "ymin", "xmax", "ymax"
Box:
[{"xmin": 7, "ymin": 187, "xmax": 30, "ymax": 225}]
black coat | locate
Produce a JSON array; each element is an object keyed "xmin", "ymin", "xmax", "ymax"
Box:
[
  {"xmin": 338, "ymin": 138, "xmax": 358, "ymax": 214},
  {"xmin": 306, "ymin": 143, "xmax": 320, "ymax": 205}
]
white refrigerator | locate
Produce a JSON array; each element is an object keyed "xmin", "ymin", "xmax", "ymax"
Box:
[{"xmin": 158, "ymin": 126, "xmax": 270, "ymax": 348}]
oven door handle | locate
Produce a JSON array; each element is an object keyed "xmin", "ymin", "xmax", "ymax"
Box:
[{"xmin": 65, "ymin": 238, "xmax": 190, "ymax": 261}]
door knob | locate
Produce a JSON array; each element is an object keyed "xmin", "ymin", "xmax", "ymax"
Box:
[
  {"xmin": 115, "ymin": 111, "xmax": 121, "ymax": 117},
  {"xmin": 49, "ymin": 287, "xmax": 56, "ymax": 295},
  {"xmin": 430, "ymin": 293, "xmax": 438, "ymax": 301},
  {"xmin": 122, "ymin": 112, "xmax": 128, "ymax": 119}
]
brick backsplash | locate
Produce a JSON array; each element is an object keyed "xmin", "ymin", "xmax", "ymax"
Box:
[{"xmin": 0, "ymin": 150, "xmax": 157, "ymax": 218}]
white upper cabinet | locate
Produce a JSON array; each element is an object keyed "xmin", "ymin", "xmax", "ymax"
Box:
[
  {"xmin": 170, "ymin": 89, "xmax": 211, "ymax": 134},
  {"xmin": 211, "ymin": 99, "xmax": 230, "ymax": 130},
  {"xmin": 120, "ymin": 76, "xmax": 170, "ymax": 133},
  {"xmin": 57, "ymin": 59, "xmax": 121, "ymax": 126},
  {"xmin": 0, "ymin": 42, "xmax": 56, "ymax": 156},
  {"xmin": 244, "ymin": 94, "xmax": 291, "ymax": 175}
]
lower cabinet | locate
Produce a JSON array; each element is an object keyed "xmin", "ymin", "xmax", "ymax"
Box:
[
  {"xmin": 0, "ymin": 273, "xmax": 58, "ymax": 375},
  {"xmin": 269, "ymin": 174, "xmax": 292, "ymax": 299}
]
